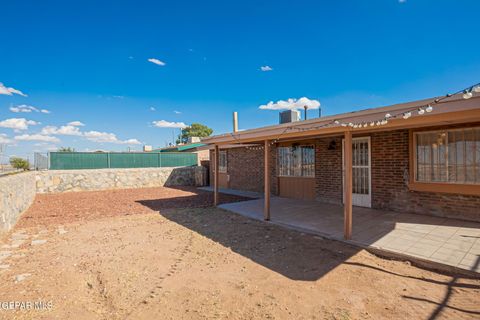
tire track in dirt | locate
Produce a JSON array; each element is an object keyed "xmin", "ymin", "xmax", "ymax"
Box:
[{"xmin": 123, "ymin": 229, "xmax": 194, "ymax": 319}]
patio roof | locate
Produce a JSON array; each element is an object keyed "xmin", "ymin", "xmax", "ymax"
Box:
[
  {"xmin": 154, "ymin": 142, "xmax": 206, "ymax": 152},
  {"xmin": 208, "ymin": 91, "xmax": 480, "ymax": 241},
  {"xmin": 203, "ymin": 93, "xmax": 480, "ymax": 145}
]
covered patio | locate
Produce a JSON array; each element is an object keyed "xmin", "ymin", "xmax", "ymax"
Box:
[
  {"xmin": 219, "ymin": 196, "xmax": 480, "ymax": 274},
  {"xmin": 204, "ymin": 92, "xmax": 480, "ymax": 276}
]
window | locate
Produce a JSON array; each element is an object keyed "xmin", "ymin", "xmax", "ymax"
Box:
[
  {"xmin": 277, "ymin": 145, "xmax": 315, "ymax": 177},
  {"xmin": 415, "ymin": 127, "xmax": 480, "ymax": 184},
  {"xmin": 218, "ymin": 150, "xmax": 227, "ymax": 173}
]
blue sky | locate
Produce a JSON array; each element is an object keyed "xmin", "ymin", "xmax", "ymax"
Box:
[{"xmin": 1, "ymin": 0, "xmax": 479, "ymax": 160}]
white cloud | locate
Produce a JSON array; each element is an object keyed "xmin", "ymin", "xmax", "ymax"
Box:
[
  {"xmin": 259, "ymin": 97, "xmax": 321, "ymax": 111},
  {"xmin": 122, "ymin": 138, "xmax": 142, "ymax": 145},
  {"xmin": 41, "ymin": 125, "xmax": 83, "ymax": 136},
  {"xmin": 150, "ymin": 107, "xmax": 156, "ymax": 111},
  {"xmin": 148, "ymin": 58, "xmax": 166, "ymax": 66},
  {"xmin": 0, "ymin": 118, "xmax": 39, "ymax": 130},
  {"xmin": 152, "ymin": 120, "xmax": 187, "ymax": 128},
  {"xmin": 14, "ymin": 134, "xmax": 60, "ymax": 143},
  {"xmin": 10, "ymin": 105, "xmax": 37, "ymax": 113},
  {"xmin": 33, "ymin": 142, "xmax": 58, "ymax": 151},
  {"xmin": 173, "ymin": 110, "xmax": 181, "ymax": 114},
  {"xmin": 9, "ymin": 104, "xmax": 50, "ymax": 114},
  {"xmin": 0, "ymin": 82, "xmax": 27, "ymax": 97},
  {"xmin": 83, "ymin": 131, "xmax": 141, "ymax": 145},
  {"xmin": 37, "ymin": 120, "xmax": 140, "ymax": 146},
  {"xmin": 260, "ymin": 65, "xmax": 273, "ymax": 72},
  {"xmin": 67, "ymin": 121, "xmax": 85, "ymax": 127},
  {"xmin": 0, "ymin": 133, "xmax": 13, "ymax": 144}
]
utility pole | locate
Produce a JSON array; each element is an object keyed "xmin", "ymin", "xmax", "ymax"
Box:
[{"xmin": 0, "ymin": 144, "xmax": 6, "ymax": 171}]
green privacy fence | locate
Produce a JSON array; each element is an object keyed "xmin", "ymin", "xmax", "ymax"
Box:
[{"xmin": 49, "ymin": 152, "xmax": 197, "ymax": 170}]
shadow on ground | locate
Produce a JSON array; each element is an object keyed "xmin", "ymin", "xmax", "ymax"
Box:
[
  {"xmin": 137, "ymin": 189, "xmax": 480, "ymax": 320},
  {"xmin": 140, "ymin": 204, "xmax": 358, "ymax": 282}
]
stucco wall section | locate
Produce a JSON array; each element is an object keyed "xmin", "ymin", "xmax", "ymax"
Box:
[
  {"xmin": 35, "ymin": 166, "xmax": 207, "ymax": 193},
  {"xmin": 0, "ymin": 172, "xmax": 36, "ymax": 234}
]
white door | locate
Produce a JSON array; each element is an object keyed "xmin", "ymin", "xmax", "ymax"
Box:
[{"xmin": 343, "ymin": 137, "xmax": 372, "ymax": 208}]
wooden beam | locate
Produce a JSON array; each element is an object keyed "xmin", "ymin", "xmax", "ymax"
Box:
[
  {"xmin": 343, "ymin": 131, "xmax": 353, "ymax": 240},
  {"xmin": 264, "ymin": 140, "xmax": 271, "ymax": 221},
  {"xmin": 214, "ymin": 144, "xmax": 219, "ymax": 206}
]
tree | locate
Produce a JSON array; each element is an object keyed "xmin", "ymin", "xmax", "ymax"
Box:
[
  {"xmin": 10, "ymin": 157, "xmax": 30, "ymax": 171},
  {"xmin": 176, "ymin": 123, "xmax": 213, "ymax": 144},
  {"xmin": 58, "ymin": 147, "xmax": 75, "ymax": 152}
]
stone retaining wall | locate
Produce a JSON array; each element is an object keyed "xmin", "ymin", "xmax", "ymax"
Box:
[
  {"xmin": 35, "ymin": 166, "xmax": 207, "ymax": 193},
  {"xmin": 0, "ymin": 172, "xmax": 36, "ymax": 234},
  {"xmin": 0, "ymin": 166, "xmax": 206, "ymax": 234}
]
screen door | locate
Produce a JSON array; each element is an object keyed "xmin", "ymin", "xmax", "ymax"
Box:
[{"xmin": 343, "ymin": 137, "xmax": 372, "ymax": 208}]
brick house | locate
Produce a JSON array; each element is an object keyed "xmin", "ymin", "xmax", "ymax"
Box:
[{"xmin": 204, "ymin": 92, "xmax": 480, "ymax": 239}]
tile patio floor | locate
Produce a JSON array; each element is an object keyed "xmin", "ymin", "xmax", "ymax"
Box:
[{"xmin": 219, "ymin": 196, "xmax": 480, "ymax": 274}]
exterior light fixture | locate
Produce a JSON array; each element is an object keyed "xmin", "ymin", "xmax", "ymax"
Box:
[
  {"xmin": 426, "ymin": 105, "xmax": 433, "ymax": 113},
  {"xmin": 474, "ymin": 85, "xmax": 480, "ymax": 93},
  {"xmin": 385, "ymin": 113, "xmax": 392, "ymax": 119},
  {"xmin": 418, "ymin": 108, "xmax": 425, "ymax": 115},
  {"xmin": 370, "ymin": 122, "xmax": 375, "ymax": 126}
]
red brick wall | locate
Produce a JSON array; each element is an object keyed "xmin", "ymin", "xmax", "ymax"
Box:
[
  {"xmin": 370, "ymin": 129, "xmax": 480, "ymax": 222},
  {"xmin": 370, "ymin": 130, "xmax": 410, "ymax": 209},
  {"xmin": 315, "ymin": 137, "xmax": 343, "ymax": 204},
  {"xmin": 209, "ymin": 146, "xmax": 277, "ymax": 195},
  {"xmin": 209, "ymin": 128, "xmax": 480, "ymax": 222}
]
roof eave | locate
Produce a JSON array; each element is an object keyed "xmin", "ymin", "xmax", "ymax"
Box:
[{"xmin": 203, "ymin": 95, "xmax": 480, "ymax": 145}]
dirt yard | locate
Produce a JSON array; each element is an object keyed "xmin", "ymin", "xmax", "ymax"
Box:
[{"xmin": 0, "ymin": 187, "xmax": 479, "ymax": 320}]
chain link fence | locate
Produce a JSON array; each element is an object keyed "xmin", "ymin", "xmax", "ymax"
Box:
[{"xmin": 34, "ymin": 152, "xmax": 49, "ymax": 171}]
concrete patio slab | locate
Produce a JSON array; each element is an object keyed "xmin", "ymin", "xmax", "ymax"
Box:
[{"xmin": 219, "ymin": 196, "xmax": 480, "ymax": 274}]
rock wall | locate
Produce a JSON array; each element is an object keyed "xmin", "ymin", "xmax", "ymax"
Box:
[
  {"xmin": 35, "ymin": 166, "xmax": 207, "ymax": 193},
  {"xmin": 0, "ymin": 172, "xmax": 36, "ymax": 234}
]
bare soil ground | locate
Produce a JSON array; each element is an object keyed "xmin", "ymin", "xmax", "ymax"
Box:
[{"xmin": 0, "ymin": 187, "xmax": 479, "ymax": 320}]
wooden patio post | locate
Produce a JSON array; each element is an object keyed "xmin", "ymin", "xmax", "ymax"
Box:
[
  {"xmin": 344, "ymin": 131, "xmax": 353, "ymax": 240},
  {"xmin": 264, "ymin": 140, "xmax": 271, "ymax": 221},
  {"xmin": 214, "ymin": 144, "xmax": 219, "ymax": 206}
]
